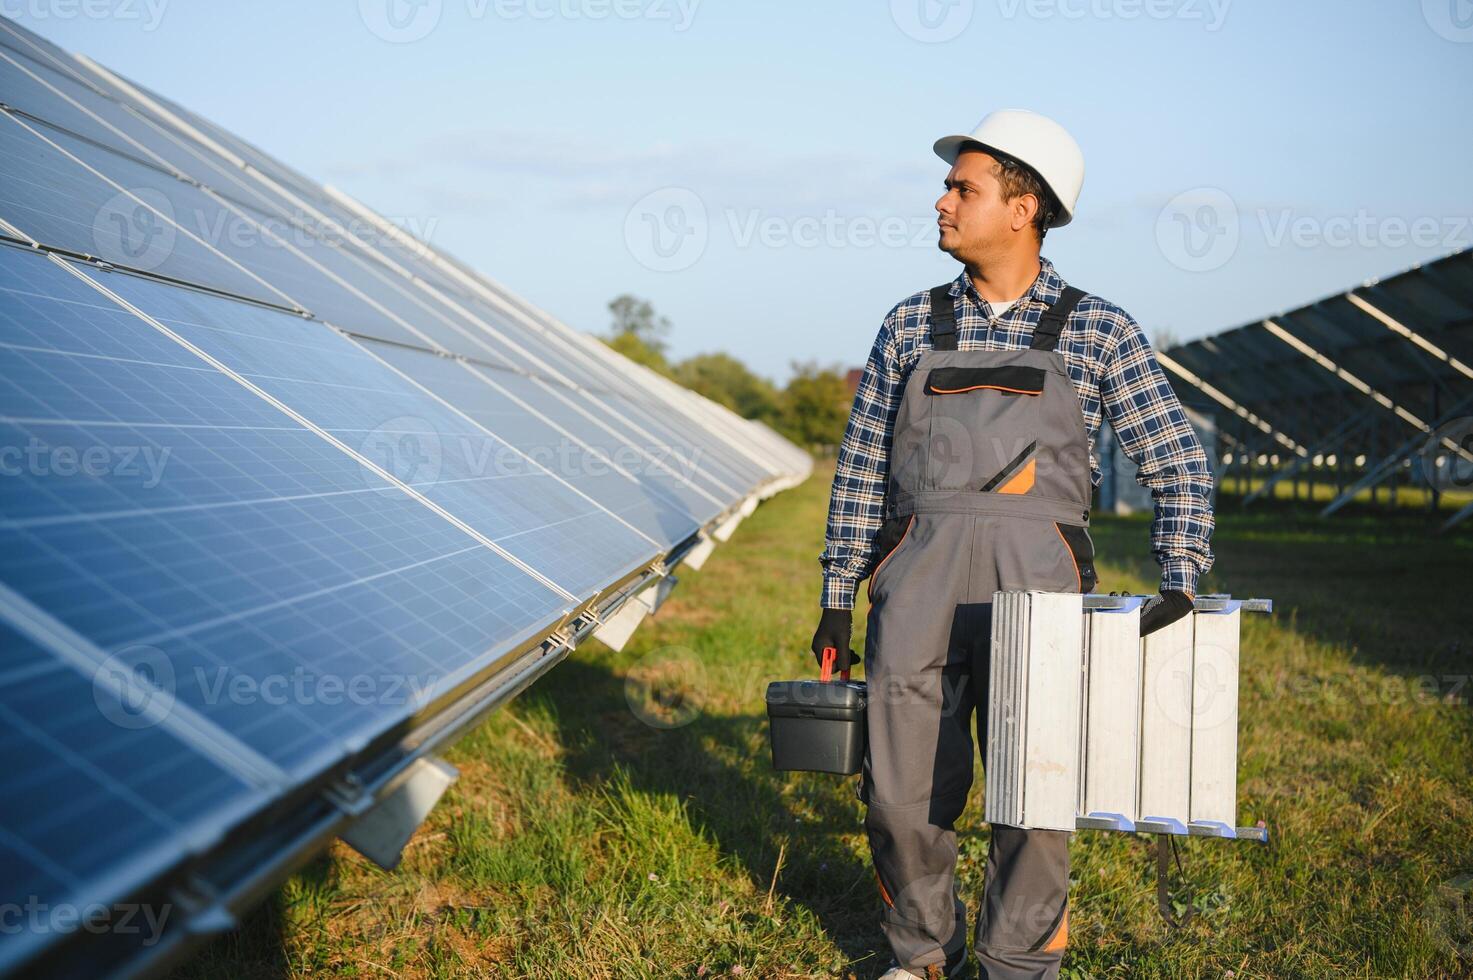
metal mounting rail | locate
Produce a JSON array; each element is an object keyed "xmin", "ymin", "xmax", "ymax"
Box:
[{"xmin": 1082, "ymin": 593, "xmax": 1273, "ymax": 614}]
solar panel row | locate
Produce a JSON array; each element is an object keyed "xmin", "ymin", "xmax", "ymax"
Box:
[
  {"xmin": 0, "ymin": 14, "xmax": 810, "ymax": 977},
  {"xmin": 1164, "ymin": 247, "xmax": 1473, "ymax": 460}
]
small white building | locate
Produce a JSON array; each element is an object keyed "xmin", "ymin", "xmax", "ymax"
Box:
[{"xmin": 1097, "ymin": 407, "xmax": 1221, "ymax": 515}]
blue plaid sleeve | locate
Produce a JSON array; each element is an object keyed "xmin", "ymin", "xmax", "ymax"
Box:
[
  {"xmin": 818, "ymin": 307, "xmax": 904, "ymax": 609},
  {"xmin": 1098, "ymin": 315, "xmax": 1215, "ymax": 598}
]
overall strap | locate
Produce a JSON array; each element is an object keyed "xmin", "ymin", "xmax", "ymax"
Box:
[
  {"xmin": 928, "ymin": 284, "xmax": 958, "ymax": 351},
  {"xmin": 1029, "ymin": 285, "xmax": 1086, "ymax": 351}
]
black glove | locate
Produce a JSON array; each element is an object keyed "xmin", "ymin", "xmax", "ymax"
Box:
[
  {"xmin": 810, "ymin": 608, "xmax": 854, "ymax": 673},
  {"xmin": 1139, "ymin": 590, "xmax": 1193, "ymax": 637}
]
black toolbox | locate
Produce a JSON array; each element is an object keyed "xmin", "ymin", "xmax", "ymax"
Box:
[{"xmin": 765, "ymin": 648, "xmax": 867, "ymax": 775}]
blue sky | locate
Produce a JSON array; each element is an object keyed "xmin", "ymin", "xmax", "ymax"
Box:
[{"xmin": 16, "ymin": 0, "xmax": 1473, "ymax": 382}]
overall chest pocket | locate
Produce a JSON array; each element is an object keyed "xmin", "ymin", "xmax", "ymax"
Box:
[
  {"xmin": 924, "ymin": 365, "xmax": 1045, "ymax": 396},
  {"xmin": 923, "ymin": 366, "xmax": 1046, "ymax": 491}
]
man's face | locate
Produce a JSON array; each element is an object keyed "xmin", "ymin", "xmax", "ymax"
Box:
[{"xmin": 935, "ymin": 149, "xmax": 1034, "ymax": 262}]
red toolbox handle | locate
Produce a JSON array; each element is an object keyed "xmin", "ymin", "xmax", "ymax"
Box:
[{"xmin": 819, "ymin": 646, "xmax": 851, "ymax": 683}]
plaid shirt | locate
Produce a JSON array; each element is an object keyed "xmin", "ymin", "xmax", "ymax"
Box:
[{"xmin": 819, "ymin": 255, "xmax": 1215, "ymax": 610}]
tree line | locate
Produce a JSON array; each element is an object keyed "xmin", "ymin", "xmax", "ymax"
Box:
[{"xmin": 600, "ymin": 295, "xmax": 850, "ymax": 453}]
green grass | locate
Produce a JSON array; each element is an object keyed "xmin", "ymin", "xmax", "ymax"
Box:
[
  {"xmin": 1214, "ymin": 473, "xmax": 1473, "ymax": 512},
  {"xmin": 175, "ymin": 459, "xmax": 1473, "ymax": 979}
]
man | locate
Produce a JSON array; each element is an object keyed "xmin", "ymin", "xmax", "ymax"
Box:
[{"xmin": 812, "ymin": 110, "xmax": 1215, "ymax": 980}]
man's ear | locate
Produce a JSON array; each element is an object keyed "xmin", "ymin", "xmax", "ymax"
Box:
[{"xmin": 1012, "ymin": 193, "xmax": 1039, "ymax": 234}]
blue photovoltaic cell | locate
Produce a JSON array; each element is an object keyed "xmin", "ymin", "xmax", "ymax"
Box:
[
  {"xmin": 605, "ymin": 389, "xmax": 764, "ymax": 495},
  {"xmin": 89, "ymin": 264, "xmax": 663, "ymax": 599},
  {"xmin": 0, "ymin": 620, "xmax": 257, "ymax": 888},
  {"xmin": 368, "ymin": 278, "xmax": 626, "ymax": 395},
  {"xmin": 0, "ymin": 46, "xmax": 152, "ymax": 155},
  {"xmin": 400, "ymin": 294, "xmax": 762, "ymax": 502},
  {"xmin": 0, "ymin": 44, "xmax": 319, "ymax": 230},
  {"xmin": 0, "ymin": 244, "xmax": 570, "ymax": 777},
  {"xmin": 462, "ymin": 361, "xmax": 729, "ymax": 522},
  {"xmin": 369, "ymin": 341, "xmax": 708, "ymax": 548},
  {"xmin": 445, "ymin": 296, "xmax": 774, "ymax": 495},
  {"xmin": 0, "ymin": 111, "xmax": 292, "ymax": 308},
  {"xmin": 0, "ymin": 48, "xmax": 507, "ymax": 357},
  {"xmin": 0, "ymin": 111, "xmax": 433, "ymax": 349},
  {"xmin": 0, "ymin": 618, "xmax": 263, "ymax": 973}
]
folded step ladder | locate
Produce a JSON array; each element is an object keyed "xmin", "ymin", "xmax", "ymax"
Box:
[{"xmin": 985, "ymin": 591, "xmax": 1271, "ymax": 843}]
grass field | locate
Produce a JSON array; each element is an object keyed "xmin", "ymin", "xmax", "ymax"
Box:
[
  {"xmin": 1213, "ymin": 473, "xmax": 1473, "ymax": 513},
  {"xmin": 177, "ymin": 458, "xmax": 1473, "ymax": 979}
]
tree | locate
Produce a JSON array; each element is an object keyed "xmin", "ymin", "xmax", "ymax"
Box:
[
  {"xmin": 672, "ymin": 352, "xmax": 780, "ymax": 424},
  {"xmin": 607, "ymin": 295, "xmax": 671, "ymax": 355},
  {"xmin": 602, "ymin": 294, "xmax": 673, "ymax": 376},
  {"xmin": 594, "ymin": 295, "xmax": 837, "ymax": 458},
  {"xmin": 778, "ymin": 361, "xmax": 851, "ymax": 451},
  {"xmin": 604, "ymin": 330, "xmax": 671, "ymax": 375}
]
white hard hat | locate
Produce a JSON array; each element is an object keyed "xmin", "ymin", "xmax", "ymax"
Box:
[{"xmin": 933, "ymin": 109, "xmax": 1085, "ymax": 228}]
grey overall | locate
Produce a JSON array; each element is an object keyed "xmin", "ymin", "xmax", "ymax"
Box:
[{"xmin": 861, "ymin": 283, "xmax": 1097, "ymax": 979}]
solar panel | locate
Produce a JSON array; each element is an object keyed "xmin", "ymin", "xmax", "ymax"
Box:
[
  {"xmin": 0, "ymin": 615, "xmax": 266, "ymax": 974},
  {"xmin": 0, "ymin": 16, "xmax": 811, "ymax": 976},
  {"xmin": 4, "ymin": 115, "xmax": 474, "ymax": 355},
  {"xmin": 459, "ymin": 361, "xmax": 730, "ymax": 521},
  {"xmin": 88, "ymin": 263, "xmax": 662, "ymax": 596},
  {"xmin": 365, "ymin": 341, "xmax": 713, "ymax": 547},
  {"xmin": 0, "ymin": 45, "xmax": 161, "ymax": 156},
  {"xmin": 0, "ymin": 54, "xmax": 747, "ymax": 459},
  {"xmin": 0, "ymin": 16, "xmax": 95, "ymax": 89},
  {"xmin": 1163, "ymin": 247, "xmax": 1473, "ymax": 457},
  {"xmin": 0, "ymin": 32, "xmax": 778, "ymax": 503},
  {"xmin": 0, "ymin": 113, "xmax": 295, "ymax": 307},
  {"xmin": 396, "ymin": 288, "xmax": 774, "ymax": 499},
  {"xmin": 0, "ymin": 244, "xmax": 575, "ymax": 770},
  {"xmin": 0, "ymin": 67, "xmax": 586, "ymax": 377},
  {"xmin": 0, "ymin": 41, "xmax": 476, "ymax": 311}
]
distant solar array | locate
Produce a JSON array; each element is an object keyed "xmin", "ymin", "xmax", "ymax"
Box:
[
  {"xmin": 1159, "ymin": 246, "xmax": 1473, "ymax": 526},
  {"xmin": 0, "ymin": 16, "xmax": 810, "ymax": 977}
]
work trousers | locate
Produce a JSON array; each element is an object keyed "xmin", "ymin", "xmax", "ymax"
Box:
[{"xmin": 861, "ymin": 505, "xmax": 1083, "ymax": 979}]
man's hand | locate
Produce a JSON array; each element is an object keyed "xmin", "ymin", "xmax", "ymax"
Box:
[
  {"xmin": 1139, "ymin": 590, "xmax": 1193, "ymax": 637},
  {"xmin": 810, "ymin": 608, "xmax": 854, "ymax": 672}
]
